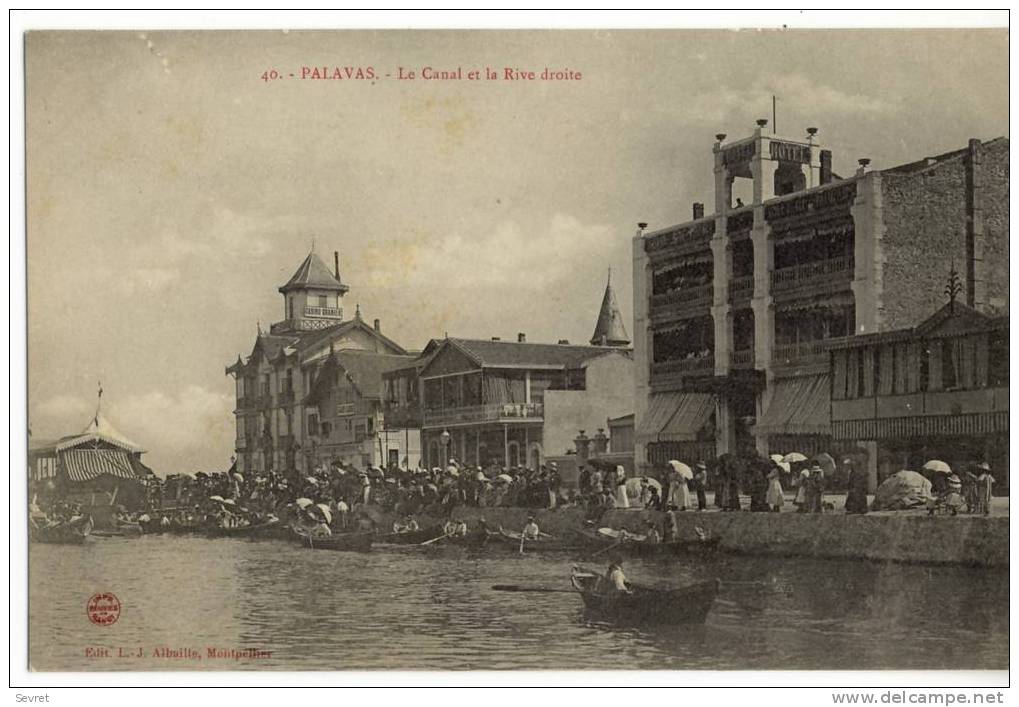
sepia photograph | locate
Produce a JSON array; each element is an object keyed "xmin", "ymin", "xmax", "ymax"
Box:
[{"xmin": 14, "ymin": 12, "xmax": 1010, "ymax": 690}]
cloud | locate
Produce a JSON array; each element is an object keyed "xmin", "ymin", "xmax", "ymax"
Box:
[
  {"xmin": 683, "ymin": 73, "xmax": 892, "ymax": 126},
  {"xmin": 31, "ymin": 385, "xmax": 236, "ymax": 475},
  {"xmin": 355, "ymin": 212, "xmax": 617, "ymax": 291}
]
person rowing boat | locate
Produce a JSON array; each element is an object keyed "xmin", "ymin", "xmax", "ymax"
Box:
[
  {"xmin": 600, "ymin": 559, "xmax": 632, "ymax": 595},
  {"xmin": 522, "ymin": 515, "xmax": 540, "ymax": 540}
]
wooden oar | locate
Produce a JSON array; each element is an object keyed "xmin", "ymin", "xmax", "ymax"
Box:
[
  {"xmin": 588, "ymin": 540, "xmax": 623, "ymax": 559},
  {"xmin": 420, "ymin": 533, "xmax": 450, "ymax": 546},
  {"xmin": 492, "ymin": 584, "xmax": 575, "ymax": 593}
]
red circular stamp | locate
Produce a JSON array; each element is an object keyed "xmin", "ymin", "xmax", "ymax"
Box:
[{"xmin": 86, "ymin": 592, "xmax": 121, "ymax": 626}]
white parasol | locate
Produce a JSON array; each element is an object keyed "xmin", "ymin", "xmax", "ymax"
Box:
[
  {"xmin": 208, "ymin": 495, "xmax": 226, "ymax": 503},
  {"xmin": 923, "ymin": 460, "xmax": 952, "ymax": 474},
  {"xmin": 295, "ymin": 497, "xmax": 314, "ymax": 509},
  {"xmin": 667, "ymin": 460, "xmax": 694, "ymax": 480},
  {"xmin": 770, "ymin": 454, "xmax": 785, "ymax": 465},
  {"xmin": 233, "ymin": 473, "xmax": 244, "ymax": 483},
  {"xmin": 315, "ymin": 504, "xmax": 332, "ymax": 524},
  {"xmin": 495, "ymin": 474, "xmax": 513, "ymax": 484},
  {"xmin": 783, "ymin": 452, "xmax": 808, "ymax": 463}
]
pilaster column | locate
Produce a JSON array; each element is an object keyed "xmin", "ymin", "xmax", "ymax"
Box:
[
  {"xmin": 750, "ymin": 206, "xmax": 774, "ymax": 371},
  {"xmin": 850, "ymin": 172, "xmax": 884, "ymax": 335},
  {"xmin": 632, "ymin": 224, "xmax": 652, "ymax": 473}
]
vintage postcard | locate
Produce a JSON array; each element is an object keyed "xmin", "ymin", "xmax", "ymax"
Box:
[{"xmin": 20, "ymin": 21, "xmax": 1009, "ymax": 681}]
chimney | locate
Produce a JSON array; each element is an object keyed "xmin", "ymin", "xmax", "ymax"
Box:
[
  {"xmin": 756, "ymin": 118, "xmax": 768, "ymax": 130},
  {"xmin": 491, "ymin": 337, "xmax": 501, "ymax": 341},
  {"xmin": 557, "ymin": 339, "xmax": 570, "ymax": 345},
  {"xmin": 517, "ymin": 332, "xmax": 526, "ymax": 343},
  {"xmin": 334, "ymin": 251, "xmax": 340, "ymax": 279},
  {"xmin": 966, "ymin": 138, "xmax": 986, "ymax": 310},
  {"xmin": 820, "ymin": 150, "xmax": 833, "ymax": 185},
  {"xmin": 373, "ymin": 318, "xmax": 381, "ymax": 332},
  {"xmin": 856, "ymin": 158, "xmax": 871, "ymax": 177},
  {"xmin": 692, "ymin": 202, "xmax": 705, "ymax": 220}
]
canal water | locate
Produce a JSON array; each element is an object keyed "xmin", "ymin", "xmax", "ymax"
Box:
[{"xmin": 29, "ymin": 535, "xmax": 1008, "ymax": 671}]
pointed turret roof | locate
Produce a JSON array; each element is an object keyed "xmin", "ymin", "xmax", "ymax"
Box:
[
  {"xmin": 590, "ymin": 270, "xmax": 630, "ymax": 347},
  {"xmin": 279, "ymin": 251, "xmax": 349, "ymax": 294}
]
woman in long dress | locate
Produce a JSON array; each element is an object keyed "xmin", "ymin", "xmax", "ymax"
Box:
[
  {"xmin": 765, "ymin": 463, "xmax": 785, "ymax": 512},
  {"xmin": 667, "ymin": 461, "xmax": 691, "ymax": 511},
  {"xmin": 614, "ymin": 465, "xmax": 630, "ymax": 509},
  {"xmin": 794, "ymin": 467, "xmax": 809, "ymax": 511}
]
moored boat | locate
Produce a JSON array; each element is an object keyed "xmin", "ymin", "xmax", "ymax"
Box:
[
  {"xmin": 570, "ymin": 566, "xmax": 719, "ymax": 625},
  {"xmin": 579, "ymin": 528, "xmax": 721, "ymax": 557},
  {"xmin": 376, "ymin": 526, "xmax": 444, "ymax": 545},
  {"xmin": 490, "ymin": 527, "xmax": 584, "ymax": 551},
  {"xmin": 205, "ymin": 518, "xmax": 281, "ymax": 538},
  {"xmin": 294, "ymin": 527, "xmax": 374, "ymax": 552},
  {"xmin": 30, "ymin": 515, "xmax": 93, "ymax": 545}
]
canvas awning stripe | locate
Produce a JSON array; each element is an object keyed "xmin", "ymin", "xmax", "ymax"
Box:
[
  {"xmin": 636, "ymin": 392, "xmax": 715, "ymax": 443},
  {"xmin": 60, "ymin": 449, "xmax": 137, "ymax": 482},
  {"xmin": 756, "ymin": 374, "xmax": 831, "ymax": 435}
]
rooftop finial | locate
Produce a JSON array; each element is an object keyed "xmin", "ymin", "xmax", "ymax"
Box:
[
  {"xmin": 256, "ymin": 319, "xmax": 262, "ymax": 335},
  {"xmin": 607, "ymin": 266, "xmax": 612, "ymax": 285},
  {"xmin": 355, "ymin": 303, "xmax": 362, "ymax": 320},
  {"xmin": 945, "ymin": 260, "xmax": 963, "ymax": 314}
]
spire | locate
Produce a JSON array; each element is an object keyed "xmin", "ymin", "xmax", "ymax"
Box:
[
  {"xmin": 590, "ymin": 270, "xmax": 630, "ymax": 347},
  {"xmin": 278, "ymin": 251, "xmax": 349, "ymax": 294}
]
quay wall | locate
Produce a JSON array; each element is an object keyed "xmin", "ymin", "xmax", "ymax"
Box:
[{"xmin": 373, "ymin": 507, "xmax": 1008, "ymax": 567}]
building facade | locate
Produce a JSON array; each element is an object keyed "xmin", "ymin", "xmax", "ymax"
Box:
[
  {"xmin": 829, "ymin": 301, "xmax": 1008, "ymax": 488},
  {"xmin": 632, "ymin": 121, "xmax": 1008, "ymax": 480},
  {"xmin": 226, "ymin": 251, "xmax": 412, "ymax": 475}
]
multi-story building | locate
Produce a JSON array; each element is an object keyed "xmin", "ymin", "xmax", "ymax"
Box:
[
  {"xmin": 633, "ymin": 120, "xmax": 1008, "ymax": 482},
  {"xmin": 225, "ymin": 251, "xmax": 412, "ymax": 475},
  {"xmin": 385, "ymin": 277, "xmax": 635, "ymax": 470}
]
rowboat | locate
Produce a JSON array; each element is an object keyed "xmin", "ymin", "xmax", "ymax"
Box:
[
  {"xmin": 30, "ymin": 516, "xmax": 93, "ymax": 545},
  {"xmin": 489, "ymin": 527, "xmax": 584, "ymax": 551},
  {"xmin": 91, "ymin": 523, "xmax": 143, "ymax": 538},
  {"xmin": 206, "ymin": 518, "xmax": 281, "ymax": 538},
  {"xmin": 294, "ymin": 527, "xmax": 374, "ymax": 552},
  {"xmin": 579, "ymin": 528, "xmax": 721, "ymax": 557},
  {"xmin": 570, "ymin": 566, "xmax": 720, "ymax": 625},
  {"xmin": 376, "ymin": 526, "xmax": 443, "ymax": 545},
  {"xmin": 425, "ymin": 530, "xmax": 491, "ymax": 550}
]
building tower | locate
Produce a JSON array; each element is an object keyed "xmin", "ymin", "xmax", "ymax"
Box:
[
  {"xmin": 590, "ymin": 268, "xmax": 630, "ymax": 347},
  {"xmin": 271, "ymin": 250, "xmax": 350, "ymax": 334}
]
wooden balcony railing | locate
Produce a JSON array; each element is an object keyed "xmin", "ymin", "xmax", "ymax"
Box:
[
  {"xmin": 423, "ymin": 403, "xmax": 544, "ymax": 428},
  {"xmin": 650, "ymin": 355, "xmax": 714, "ymax": 377},
  {"xmin": 772, "ymin": 340, "xmax": 832, "ymax": 366},
  {"xmin": 729, "ymin": 349, "xmax": 755, "ymax": 368},
  {"xmin": 728, "ymin": 275, "xmax": 754, "ymax": 298},
  {"xmin": 304, "ymin": 306, "xmax": 341, "ymax": 318},
  {"xmin": 771, "ymin": 256, "xmax": 854, "ymax": 291},
  {"xmin": 651, "ymin": 283, "xmax": 713, "ymax": 309}
]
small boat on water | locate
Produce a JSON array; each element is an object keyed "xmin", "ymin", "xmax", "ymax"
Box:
[
  {"xmin": 206, "ymin": 518, "xmax": 281, "ymax": 539},
  {"xmin": 490, "ymin": 527, "xmax": 584, "ymax": 552},
  {"xmin": 91, "ymin": 522, "xmax": 143, "ymax": 538},
  {"xmin": 293, "ymin": 527, "xmax": 374, "ymax": 552},
  {"xmin": 570, "ymin": 566, "xmax": 719, "ymax": 625},
  {"xmin": 579, "ymin": 528, "xmax": 721, "ymax": 557},
  {"xmin": 30, "ymin": 516, "xmax": 93, "ymax": 545},
  {"xmin": 376, "ymin": 526, "xmax": 444, "ymax": 545}
]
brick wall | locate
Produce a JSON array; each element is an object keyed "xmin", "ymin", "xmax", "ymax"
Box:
[
  {"xmin": 881, "ymin": 156, "xmax": 971, "ymax": 331},
  {"xmin": 980, "ymin": 139, "xmax": 1009, "ymax": 312},
  {"xmin": 879, "ymin": 139, "xmax": 1009, "ymax": 330}
]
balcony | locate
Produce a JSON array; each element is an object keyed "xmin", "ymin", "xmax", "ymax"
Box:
[
  {"xmin": 651, "ymin": 283, "xmax": 713, "ymax": 310},
  {"xmin": 728, "ymin": 275, "xmax": 754, "ymax": 300},
  {"xmin": 771, "ymin": 256, "xmax": 854, "ymax": 292},
  {"xmin": 730, "ymin": 349, "xmax": 755, "ymax": 369},
  {"xmin": 336, "ymin": 402, "xmax": 355, "ymax": 417},
  {"xmin": 423, "ymin": 403, "xmax": 544, "ymax": 428},
  {"xmin": 304, "ymin": 306, "xmax": 341, "ymax": 318},
  {"xmin": 772, "ymin": 340, "xmax": 832, "ymax": 367},
  {"xmin": 650, "ymin": 355, "xmax": 714, "ymax": 377}
]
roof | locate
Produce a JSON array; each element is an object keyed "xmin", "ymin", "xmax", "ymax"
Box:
[
  {"xmin": 881, "ymin": 137, "xmax": 1007, "ymax": 175},
  {"xmin": 32, "ymin": 412, "xmax": 145, "ymax": 455},
  {"xmin": 305, "ymin": 350, "xmax": 416, "ymax": 403},
  {"xmin": 590, "ymin": 274, "xmax": 630, "ymax": 346},
  {"xmin": 278, "ymin": 251, "xmax": 349, "ymax": 294},
  {"xmin": 435, "ymin": 337, "xmax": 631, "ymax": 371},
  {"xmin": 828, "ymin": 301, "xmax": 1008, "ymax": 350}
]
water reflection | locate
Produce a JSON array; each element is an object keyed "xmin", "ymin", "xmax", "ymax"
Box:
[{"xmin": 29, "ymin": 536, "xmax": 1007, "ymax": 671}]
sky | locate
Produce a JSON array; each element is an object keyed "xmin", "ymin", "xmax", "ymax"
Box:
[{"xmin": 25, "ymin": 29, "xmax": 1008, "ymax": 475}]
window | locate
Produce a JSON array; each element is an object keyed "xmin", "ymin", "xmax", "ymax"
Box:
[
  {"xmin": 318, "ymin": 294, "xmax": 327, "ymax": 307},
  {"xmin": 989, "ymin": 330, "xmax": 1009, "ymax": 386},
  {"xmin": 320, "ymin": 422, "xmax": 331, "ymax": 438},
  {"xmin": 941, "ymin": 339, "xmax": 958, "ymax": 390},
  {"xmin": 308, "ymin": 413, "xmax": 319, "ymax": 436}
]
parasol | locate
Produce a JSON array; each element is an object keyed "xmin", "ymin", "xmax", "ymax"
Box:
[
  {"xmin": 295, "ymin": 497, "xmax": 314, "ymax": 509},
  {"xmin": 233, "ymin": 473, "xmax": 244, "ymax": 483},
  {"xmin": 783, "ymin": 452, "xmax": 808, "ymax": 463},
  {"xmin": 208, "ymin": 495, "xmax": 225, "ymax": 503},
  {"xmin": 775, "ymin": 461, "xmax": 791, "ymax": 473},
  {"xmin": 923, "ymin": 460, "xmax": 952, "ymax": 474},
  {"xmin": 667, "ymin": 460, "xmax": 694, "ymax": 480},
  {"xmin": 475, "ymin": 471, "xmax": 486, "ymax": 481},
  {"xmin": 315, "ymin": 504, "xmax": 332, "ymax": 524},
  {"xmin": 446, "ymin": 466, "xmax": 460, "ymax": 477},
  {"xmin": 495, "ymin": 474, "xmax": 513, "ymax": 484},
  {"xmin": 770, "ymin": 454, "xmax": 785, "ymax": 465}
]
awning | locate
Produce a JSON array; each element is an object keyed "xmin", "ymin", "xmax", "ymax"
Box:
[
  {"xmin": 637, "ymin": 392, "xmax": 715, "ymax": 443},
  {"xmin": 756, "ymin": 374, "xmax": 831, "ymax": 435},
  {"xmin": 60, "ymin": 449, "xmax": 137, "ymax": 482}
]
